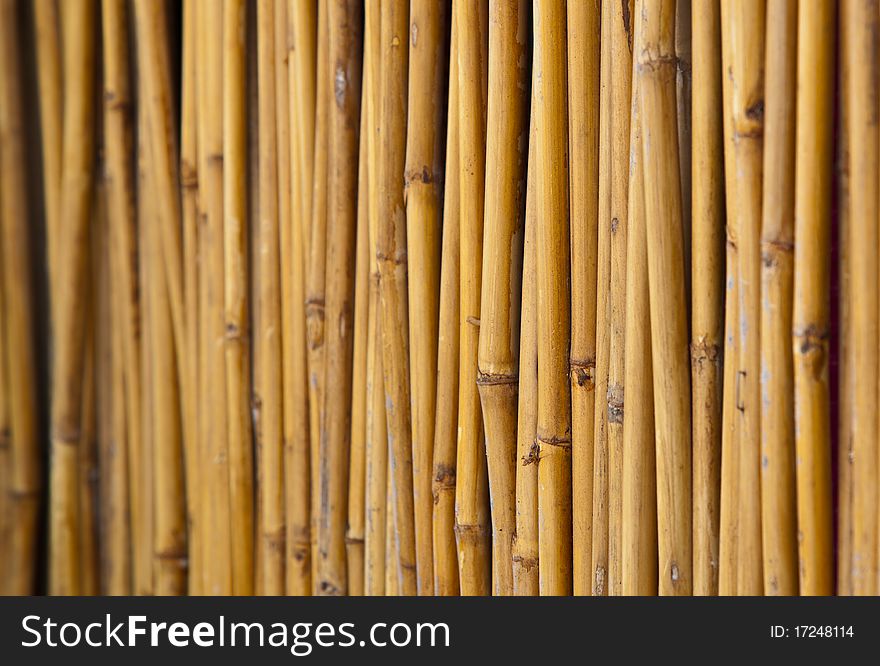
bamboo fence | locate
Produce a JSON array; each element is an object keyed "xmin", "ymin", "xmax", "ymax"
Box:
[{"xmin": 0, "ymin": 0, "xmax": 869, "ymax": 596}]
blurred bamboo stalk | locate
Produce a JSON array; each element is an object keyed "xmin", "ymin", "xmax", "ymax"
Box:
[{"xmin": 0, "ymin": 0, "xmax": 41, "ymax": 596}]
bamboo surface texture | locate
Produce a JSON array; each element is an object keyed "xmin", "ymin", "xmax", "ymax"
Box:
[{"xmin": 0, "ymin": 0, "xmax": 872, "ymax": 598}]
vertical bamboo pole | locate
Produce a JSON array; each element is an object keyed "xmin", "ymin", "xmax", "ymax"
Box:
[
  {"xmin": 513, "ymin": 111, "xmax": 538, "ymax": 595},
  {"xmin": 79, "ymin": 297, "xmax": 100, "ymax": 595},
  {"xmin": 676, "ymin": 0, "xmax": 692, "ymax": 299},
  {"xmin": 836, "ymin": 4, "xmax": 854, "ymax": 597},
  {"xmin": 347, "ymin": 115, "xmax": 370, "ymax": 596},
  {"xmin": 0, "ymin": 216, "xmax": 9, "ymax": 592},
  {"xmin": 606, "ymin": 0, "xmax": 632, "ymax": 597},
  {"xmin": 180, "ymin": 0, "xmax": 201, "ymax": 594},
  {"xmin": 194, "ymin": 0, "xmax": 233, "ymax": 595},
  {"xmin": 534, "ymin": 0, "xmax": 572, "ymax": 597},
  {"xmin": 845, "ymin": 0, "xmax": 879, "ymax": 596},
  {"xmin": 306, "ymin": 7, "xmax": 330, "ymax": 586},
  {"xmin": 378, "ymin": 0, "xmax": 418, "ymax": 596},
  {"xmin": 255, "ymin": 0, "xmax": 286, "ymax": 595},
  {"xmin": 405, "ymin": 0, "xmax": 447, "ymax": 597},
  {"xmin": 363, "ymin": 0, "xmax": 387, "ymax": 597},
  {"xmin": 759, "ymin": 0, "xmax": 798, "ymax": 597},
  {"xmin": 729, "ymin": 0, "xmax": 765, "ymax": 596},
  {"xmin": 591, "ymin": 0, "xmax": 613, "ymax": 596},
  {"xmin": 317, "ymin": 0, "xmax": 362, "ymax": 595},
  {"xmin": 0, "ymin": 0, "xmax": 41, "ymax": 595},
  {"xmin": 225, "ymin": 0, "xmax": 254, "ymax": 596},
  {"xmin": 477, "ymin": 0, "xmax": 528, "ymax": 597},
  {"xmin": 455, "ymin": 0, "xmax": 491, "ymax": 596},
  {"xmin": 48, "ymin": 0, "xmax": 96, "ymax": 595},
  {"xmin": 621, "ymin": 4, "xmax": 657, "ymax": 595},
  {"xmin": 691, "ymin": 0, "xmax": 724, "ymax": 596},
  {"xmin": 101, "ymin": 0, "xmax": 138, "ymax": 598},
  {"xmin": 638, "ymin": 0, "xmax": 693, "ymax": 596},
  {"xmin": 792, "ymin": 0, "xmax": 834, "ymax": 596},
  {"xmin": 718, "ymin": 0, "xmax": 739, "ymax": 595},
  {"xmin": 432, "ymin": 11, "xmax": 461, "ymax": 597},
  {"xmin": 33, "ymin": 0, "xmax": 62, "ymax": 292},
  {"xmin": 134, "ymin": 59, "xmax": 155, "ymax": 598},
  {"xmin": 567, "ymin": 0, "xmax": 600, "ymax": 598},
  {"xmin": 287, "ymin": 0, "xmax": 317, "ymax": 596}
]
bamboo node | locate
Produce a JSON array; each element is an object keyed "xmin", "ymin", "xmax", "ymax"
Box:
[
  {"xmin": 570, "ymin": 357, "xmax": 596, "ymax": 389},
  {"xmin": 454, "ymin": 522, "xmax": 490, "ymax": 543},
  {"xmin": 512, "ymin": 554, "xmax": 538, "ymax": 572},
  {"xmin": 263, "ymin": 528, "xmax": 286, "ymax": 554},
  {"xmin": 522, "ymin": 440, "xmax": 540, "ymax": 466},
  {"xmin": 792, "ymin": 325, "xmax": 829, "ymax": 376},
  {"xmin": 225, "ymin": 321, "xmax": 247, "ymax": 344},
  {"xmin": 466, "ymin": 315, "xmax": 480, "ymax": 328},
  {"xmin": 52, "ymin": 427, "xmax": 82, "ymax": 447},
  {"xmin": 319, "ymin": 580, "xmax": 343, "ymax": 595},
  {"xmin": 476, "ymin": 371, "xmax": 518, "ymax": 386},
  {"xmin": 690, "ymin": 339, "xmax": 720, "ymax": 366},
  {"xmin": 761, "ymin": 238, "xmax": 794, "ymax": 268},
  {"xmin": 403, "ymin": 165, "xmax": 435, "ymax": 187},
  {"xmin": 180, "ymin": 160, "xmax": 198, "ymax": 190},
  {"xmin": 535, "ymin": 434, "xmax": 572, "ymax": 451},
  {"xmin": 103, "ymin": 90, "xmax": 131, "ymax": 115},
  {"xmin": 607, "ymin": 384, "xmax": 624, "ymax": 424},
  {"xmin": 0, "ymin": 427, "xmax": 9, "ymax": 449},
  {"xmin": 376, "ymin": 249, "xmax": 408, "ymax": 266}
]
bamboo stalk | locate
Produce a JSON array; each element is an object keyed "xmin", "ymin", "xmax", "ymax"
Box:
[
  {"xmin": 728, "ymin": 0, "xmax": 766, "ymax": 596},
  {"xmin": 48, "ymin": 0, "xmax": 96, "ymax": 596},
  {"xmin": 606, "ymin": 0, "xmax": 632, "ymax": 597},
  {"xmin": 286, "ymin": 0, "xmax": 317, "ymax": 596},
  {"xmin": 0, "ymin": 0, "xmax": 41, "ymax": 595},
  {"xmin": 513, "ymin": 110, "xmax": 538, "ymax": 596},
  {"xmin": 621, "ymin": 6, "xmax": 657, "ymax": 596},
  {"xmin": 405, "ymin": 0, "xmax": 447, "ymax": 597},
  {"xmin": 378, "ymin": 0, "xmax": 418, "ymax": 596},
  {"xmin": 534, "ymin": 0, "xmax": 572, "ymax": 597},
  {"xmin": 454, "ymin": 0, "xmax": 491, "ymax": 597},
  {"xmin": 758, "ymin": 0, "xmax": 797, "ymax": 597},
  {"xmin": 845, "ymin": 0, "xmax": 879, "ymax": 596},
  {"xmin": 792, "ymin": 0, "xmax": 834, "ymax": 596},
  {"xmin": 101, "ymin": 0, "xmax": 138, "ymax": 598},
  {"xmin": 255, "ymin": 0, "xmax": 286, "ymax": 595},
  {"xmin": 567, "ymin": 0, "xmax": 600, "ymax": 598},
  {"xmin": 0, "ymin": 204, "xmax": 10, "ymax": 594},
  {"xmin": 591, "ymin": 0, "xmax": 613, "ymax": 596},
  {"xmin": 80, "ymin": 199, "xmax": 100, "ymax": 596},
  {"xmin": 385, "ymin": 461, "xmax": 399, "ymax": 595},
  {"xmin": 836, "ymin": 4, "xmax": 854, "ymax": 597},
  {"xmin": 132, "ymin": 0, "xmax": 190, "ymax": 447},
  {"xmin": 306, "ymin": 6, "xmax": 329, "ymax": 588},
  {"xmin": 194, "ymin": 0, "xmax": 233, "ymax": 595},
  {"xmin": 180, "ymin": 0, "xmax": 201, "ymax": 595},
  {"xmin": 432, "ymin": 11, "xmax": 461, "ymax": 597},
  {"xmin": 363, "ymin": 0, "xmax": 387, "ymax": 597},
  {"xmin": 691, "ymin": 0, "xmax": 724, "ymax": 597},
  {"xmin": 33, "ymin": 0, "xmax": 62, "ymax": 294},
  {"xmin": 717, "ymin": 0, "xmax": 739, "ymax": 595},
  {"xmin": 346, "ymin": 112, "xmax": 370, "ymax": 597},
  {"xmin": 317, "ymin": 0, "xmax": 362, "ymax": 596},
  {"xmin": 676, "ymin": 0, "xmax": 692, "ymax": 300},
  {"xmin": 225, "ymin": 0, "xmax": 254, "ymax": 596},
  {"xmin": 477, "ymin": 0, "xmax": 528, "ymax": 597},
  {"xmin": 134, "ymin": 65, "xmax": 155, "ymax": 597},
  {"xmin": 638, "ymin": 0, "xmax": 693, "ymax": 596}
]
